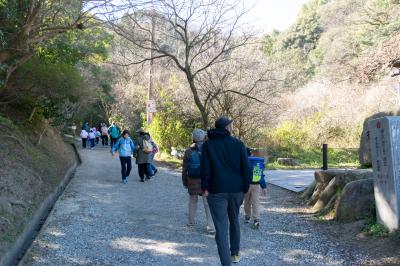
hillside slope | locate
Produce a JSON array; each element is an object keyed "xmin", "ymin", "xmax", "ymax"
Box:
[{"xmin": 0, "ymin": 114, "xmax": 76, "ymax": 259}]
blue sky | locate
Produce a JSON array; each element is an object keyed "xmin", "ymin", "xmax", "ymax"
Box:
[{"xmin": 244, "ymin": 0, "xmax": 310, "ymax": 33}]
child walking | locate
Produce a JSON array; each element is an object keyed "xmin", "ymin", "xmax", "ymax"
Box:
[
  {"xmin": 80, "ymin": 129, "xmax": 88, "ymax": 148},
  {"xmin": 88, "ymin": 129, "xmax": 96, "ymax": 149},
  {"xmin": 95, "ymin": 129, "xmax": 101, "ymax": 144},
  {"xmin": 244, "ymin": 150, "xmax": 267, "ymax": 229},
  {"xmin": 111, "ymin": 130, "xmax": 136, "ymax": 184}
]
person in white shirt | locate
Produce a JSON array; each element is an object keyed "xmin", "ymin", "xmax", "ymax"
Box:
[
  {"xmin": 88, "ymin": 130, "xmax": 96, "ymax": 148},
  {"xmin": 80, "ymin": 129, "xmax": 89, "ymax": 148}
]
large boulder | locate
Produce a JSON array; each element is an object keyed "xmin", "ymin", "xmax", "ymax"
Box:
[
  {"xmin": 311, "ymin": 170, "xmax": 372, "ymax": 212},
  {"xmin": 277, "ymin": 158, "xmax": 300, "ymax": 166},
  {"xmin": 315, "ymin": 170, "xmax": 348, "ymax": 184},
  {"xmin": 359, "ymin": 112, "xmax": 393, "ymax": 167},
  {"xmin": 303, "ymin": 169, "xmax": 373, "ymax": 218},
  {"xmin": 336, "ymin": 178, "xmax": 375, "ymax": 222}
]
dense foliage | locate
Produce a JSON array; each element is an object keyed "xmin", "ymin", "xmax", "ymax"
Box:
[
  {"xmin": 0, "ymin": 1, "xmax": 113, "ymax": 131},
  {"xmin": 260, "ymin": 0, "xmax": 400, "ymax": 155}
]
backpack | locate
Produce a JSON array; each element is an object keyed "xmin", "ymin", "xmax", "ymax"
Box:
[
  {"xmin": 101, "ymin": 126, "xmax": 108, "ymax": 136},
  {"xmin": 142, "ymin": 139, "xmax": 153, "ymax": 153},
  {"xmin": 187, "ymin": 148, "xmax": 201, "ymax": 179},
  {"xmin": 109, "ymin": 126, "xmax": 119, "ymax": 138},
  {"xmin": 80, "ymin": 130, "xmax": 88, "ymax": 138},
  {"xmin": 252, "ymin": 162, "xmax": 264, "ymax": 183},
  {"xmin": 151, "ymin": 141, "xmax": 159, "ymax": 154}
]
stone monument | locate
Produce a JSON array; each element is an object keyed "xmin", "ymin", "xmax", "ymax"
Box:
[{"xmin": 369, "ymin": 116, "xmax": 400, "ymax": 231}]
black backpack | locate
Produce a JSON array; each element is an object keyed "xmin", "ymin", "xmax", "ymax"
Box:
[{"xmin": 187, "ymin": 147, "xmax": 201, "ymax": 179}]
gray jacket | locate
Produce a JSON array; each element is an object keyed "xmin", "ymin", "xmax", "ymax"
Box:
[{"xmin": 135, "ymin": 134, "xmax": 152, "ymax": 164}]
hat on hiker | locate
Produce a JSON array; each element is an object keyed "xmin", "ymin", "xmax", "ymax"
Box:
[
  {"xmin": 215, "ymin": 116, "xmax": 232, "ymax": 129},
  {"xmin": 192, "ymin": 129, "xmax": 206, "ymax": 142}
]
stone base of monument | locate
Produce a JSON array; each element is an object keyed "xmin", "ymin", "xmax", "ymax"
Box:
[
  {"xmin": 302, "ymin": 169, "xmax": 374, "ymax": 221},
  {"xmin": 359, "ymin": 112, "xmax": 394, "ymax": 168}
]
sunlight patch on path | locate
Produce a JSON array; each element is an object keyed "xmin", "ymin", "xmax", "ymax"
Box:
[{"xmin": 110, "ymin": 237, "xmax": 203, "ymax": 256}]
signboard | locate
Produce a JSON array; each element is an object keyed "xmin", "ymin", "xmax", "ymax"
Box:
[
  {"xmin": 146, "ymin": 100, "xmax": 156, "ymax": 113},
  {"xmin": 369, "ymin": 117, "xmax": 400, "ymax": 231},
  {"xmin": 147, "ymin": 112, "xmax": 153, "ymax": 125}
]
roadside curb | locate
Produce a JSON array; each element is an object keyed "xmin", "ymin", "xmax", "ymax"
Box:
[{"xmin": 0, "ymin": 144, "xmax": 81, "ymax": 266}]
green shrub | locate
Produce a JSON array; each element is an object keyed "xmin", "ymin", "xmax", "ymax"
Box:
[
  {"xmin": 147, "ymin": 113, "xmax": 193, "ymax": 153},
  {"xmin": 145, "ymin": 91, "xmax": 201, "ymax": 153},
  {"xmin": 363, "ymin": 220, "xmax": 390, "ymax": 237},
  {"xmin": 266, "ymin": 147, "xmax": 359, "ymax": 169}
]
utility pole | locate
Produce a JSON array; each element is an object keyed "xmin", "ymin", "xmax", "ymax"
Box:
[{"xmin": 147, "ymin": 5, "xmax": 156, "ymax": 125}]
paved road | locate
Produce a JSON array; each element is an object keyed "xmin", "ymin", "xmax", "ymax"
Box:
[
  {"xmin": 267, "ymin": 170, "xmax": 315, "ymax": 193},
  {"xmin": 23, "ymin": 147, "xmax": 368, "ymax": 265}
]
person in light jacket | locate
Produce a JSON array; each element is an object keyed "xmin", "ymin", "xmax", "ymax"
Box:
[{"xmin": 112, "ymin": 130, "xmax": 136, "ymax": 184}]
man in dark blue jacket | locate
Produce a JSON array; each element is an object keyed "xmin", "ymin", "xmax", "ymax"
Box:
[{"xmin": 201, "ymin": 117, "xmax": 252, "ymax": 266}]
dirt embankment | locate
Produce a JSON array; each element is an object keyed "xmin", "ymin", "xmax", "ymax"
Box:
[{"xmin": 0, "ymin": 115, "xmax": 76, "ymax": 259}]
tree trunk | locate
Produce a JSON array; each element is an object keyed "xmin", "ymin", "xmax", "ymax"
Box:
[{"xmin": 186, "ymin": 72, "xmax": 209, "ymax": 129}]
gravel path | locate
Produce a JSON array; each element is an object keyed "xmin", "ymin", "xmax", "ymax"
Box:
[{"xmin": 23, "ymin": 146, "xmax": 369, "ymax": 265}]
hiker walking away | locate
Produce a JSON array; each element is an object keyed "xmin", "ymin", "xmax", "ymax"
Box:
[
  {"xmin": 95, "ymin": 128, "xmax": 101, "ymax": 145},
  {"xmin": 112, "ymin": 130, "xmax": 136, "ymax": 184},
  {"xmin": 135, "ymin": 128, "xmax": 152, "ymax": 182},
  {"xmin": 101, "ymin": 123, "xmax": 109, "ymax": 146},
  {"xmin": 82, "ymin": 122, "xmax": 90, "ymax": 132},
  {"xmin": 108, "ymin": 122, "xmax": 121, "ymax": 149},
  {"xmin": 88, "ymin": 129, "xmax": 96, "ymax": 149},
  {"xmin": 182, "ymin": 129, "xmax": 214, "ymax": 233},
  {"xmin": 244, "ymin": 148, "xmax": 267, "ymax": 229},
  {"xmin": 80, "ymin": 129, "xmax": 88, "ymax": 149},
  {"xmin": 148, "ymin": 136, "xmax": 158, "ymax": 176},
  {"xmin": 201, "ymin": 117, "xmax": 252, "ymax": 266}
]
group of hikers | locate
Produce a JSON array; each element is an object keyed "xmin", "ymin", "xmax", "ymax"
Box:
[
  {"xmin": 80, "ymin": 121, "xmax": 159, "ymax": 183},
  {"xmin": 79, "ymin": 121, "xmax": 121, "ymax": 149},
  {"xmin": 80, "ymin": 116, "xmax": 266, "ymax": 266}
]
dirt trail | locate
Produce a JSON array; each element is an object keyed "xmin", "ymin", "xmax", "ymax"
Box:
[{"xmin": 23, "ymin": 146, "xmax": 371, "ymax": 265}]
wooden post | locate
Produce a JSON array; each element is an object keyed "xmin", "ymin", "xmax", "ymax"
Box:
[{"xmin": 322, "ymin": 144, "xmax": 328, "ymax": 170}]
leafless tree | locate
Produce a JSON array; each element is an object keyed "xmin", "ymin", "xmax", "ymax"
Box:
[
  {"xmin": 106, "ymin": 0, "xmax": 256, "ymax": 127},
  {"xmin": 196, "ymin": 44, "xmax": 281, "ymax": 140}
]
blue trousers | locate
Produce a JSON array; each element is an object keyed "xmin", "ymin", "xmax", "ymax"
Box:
[
  {"xmin": 147, "ymin": 163, "xmax": 158, "ymax": 176},
  {"xmin": 119, "ymin": 157, "xmax": 132, "ymax": 181},
  {"xmin": 89, "ymin": 139, "xmax": 95, "ymax": 148}
]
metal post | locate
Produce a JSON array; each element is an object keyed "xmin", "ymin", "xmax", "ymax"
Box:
[{"xmin": 322, "ymin": 144, "xmax": 328, "ymax": 170}]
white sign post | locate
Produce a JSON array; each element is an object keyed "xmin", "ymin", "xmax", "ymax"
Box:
[
  {"xmin": 369, "ymin": 116, "xmax": 400, "ymax": 231},
  {"xmin": 146, "ymin": 100, "xmax": 156, "ymax": 113},
  {"xmin": 146, "ymin": 100, "xmax": 156, "ymax": 125}
]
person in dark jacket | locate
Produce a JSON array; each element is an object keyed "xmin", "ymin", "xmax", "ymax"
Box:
[
  {"xmin": 182, "ymin": 129, "xmax": 214, "ymax": 233},
  {"xmin": 201, "ymin": 117, "xmax": 252, "ymax": 266}
]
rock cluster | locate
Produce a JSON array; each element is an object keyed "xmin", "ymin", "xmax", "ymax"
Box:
[{"xmin": 302, "ymin": 169, "xmax": 374, "ymax": 221}]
